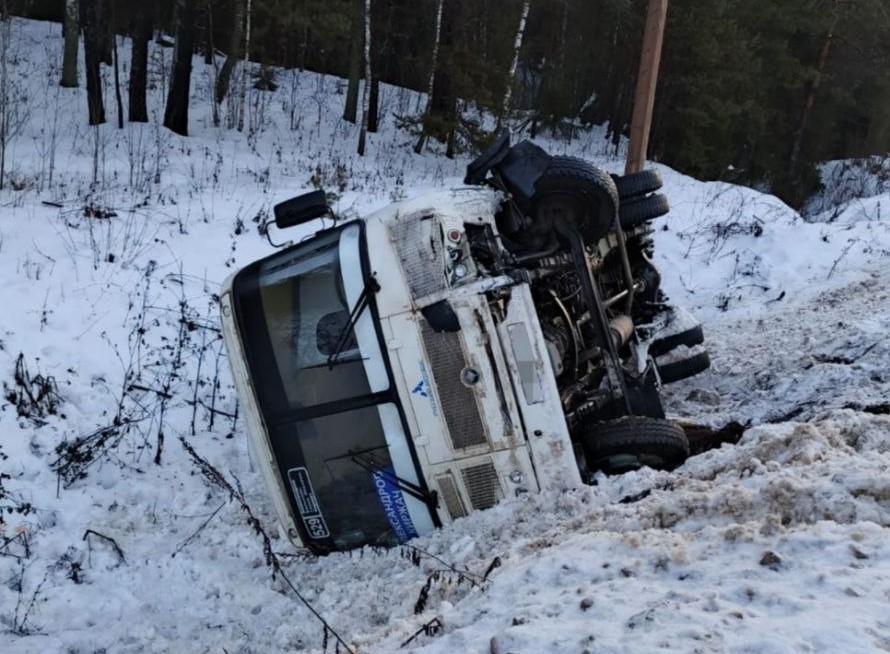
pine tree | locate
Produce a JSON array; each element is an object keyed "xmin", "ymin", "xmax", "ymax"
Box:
[
  {"xmin": 784, "ymin": 0, "xmax": 890, "ymax": 192},
  {"xmin": 650, "ymin": 0, "xmax": 786, "ymax": 184}
]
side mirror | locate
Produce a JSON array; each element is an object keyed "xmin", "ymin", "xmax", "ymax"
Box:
[{"xmin": 273, "ymin": 190, "xmax": 330, "ymax": 229}]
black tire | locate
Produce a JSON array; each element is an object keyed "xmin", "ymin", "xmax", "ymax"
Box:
[
  {"xmin": 649, "ymin": 324, "xmax": 705, "ymax": 358},
  {"xmin": 657, "ymin": 351, "xmax": 711, "ymax": 385},
  {"xmin": 612, "ymin": 169, "xmax": 663, "ymax": 200},
  {"xmin": 533, "ymin": 156, "xmax": 619, "ymax": 243},
  {"xmin": 582, "ymin": 416, "xmax": 689, "ymax": 474},
  {"xmin": 619, "ymin": 193, "xmax": 670, "ymax": 230}
]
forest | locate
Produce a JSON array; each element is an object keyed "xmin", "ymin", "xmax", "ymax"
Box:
[{"xmin": 10, "ymin": 0, "xmax": 890, "ymax": 207}]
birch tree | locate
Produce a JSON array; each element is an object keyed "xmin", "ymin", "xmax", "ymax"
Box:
[
  {"xmin": 500, "ymin": 0, "xmax": 531, "ymax": 119},
  {"xmin": 61, "ymin": 0, "xmax": 79, "ymax": 88},
  {"xmin": 0, "ymin": 17, "xmax": 8, "ymax": 189},
  {"xmin": 357, "ymin": 0, "xmax": 372, "ymax": 155},
  {"xmin": 413, "ymin": 0, "xmax": 443, "ymax": 153},
  {"xmin": 237, "ymin": 0, "xmax": 252, "ymax": 132},
  {"xmin": 0, "ymin": 15, "xmax": 27, "ymax": 188}
]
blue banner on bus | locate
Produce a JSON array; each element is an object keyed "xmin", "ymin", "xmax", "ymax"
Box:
[{"xmin": 372, "ymin": 467, "xmax": 419, "ymax": 543}]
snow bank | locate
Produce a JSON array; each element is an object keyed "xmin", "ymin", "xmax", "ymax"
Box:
[{"xmin": 647, "ymin": 169, "xmax": 890, "ymax": 323}]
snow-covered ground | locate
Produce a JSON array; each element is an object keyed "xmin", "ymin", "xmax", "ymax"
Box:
[{"xmin": 1, "ymin": 18, "xmax": 888, "ymax": 654}]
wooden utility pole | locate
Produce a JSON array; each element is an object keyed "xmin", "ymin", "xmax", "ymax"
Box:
[{"xmin": 625, "ymin": 0, "xmax": 668, "ymax": 175}]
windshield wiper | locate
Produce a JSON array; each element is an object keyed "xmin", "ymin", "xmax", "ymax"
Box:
[
  {"xmin": 327, "ymin": 277, "xmax": 380, "ymax": 369},
  {"xmin": 348, "ymin": 449, "xmax": 437, "ymax": 508}
]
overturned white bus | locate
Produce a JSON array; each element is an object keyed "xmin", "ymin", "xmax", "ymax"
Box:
[{"xmin": 219, "ymin": 134, "xmax": 709, "ymax": 554}]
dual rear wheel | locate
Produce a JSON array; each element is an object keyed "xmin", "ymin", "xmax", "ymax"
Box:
[{"xmin": 581, "ymin": 415, "xmax": 689, "ymax": 474}]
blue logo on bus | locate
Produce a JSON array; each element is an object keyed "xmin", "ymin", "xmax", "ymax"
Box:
[
  {"xmin": 412, "ymin": 380, "xmax": 429, "ymax": 397},
  {"xmin": 412, "ymin": 361, "xmax": 439, "ymax": 416}
]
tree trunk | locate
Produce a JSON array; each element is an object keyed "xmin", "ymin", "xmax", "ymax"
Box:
[
  {"xmin": 368, "ymin": 76, "xmax": 379, "ymax": 133},
  {"xmin": 208, "ymin": 1, "xmax": 220, "ymax": 126},
  {"xmin": 788, "ymin": 14, "xmax": 838, "ymax": 180},
  {"xmin": 343, "ymin": 1, "xmax": 362, "ymax": 124},
  {"xmin": 428, "ymin": 0, "xmax": 457, "ymax": 148},
  {"xmin": 199, "ymin": 5, "xmax": 212, "ymax": 65},
  {"xmin": 99, "ymin": 0, "xmax": 112, "ymax": 67},
  {"xmin": 214, "ymin": 0, "xmax": 244, "ymax": 106},
  {"xmin": 236, "ymin": 0, "xmax": 251, "ymax": 132},
  {"xmin": 500, "ymin": 0, "xmax": 531, "ymax": 118},
  {"xmin": 414, "ymin": 0, "xmax": 444, "ymax": 153},
  {"xmin": 0, "ymin": 17, "xmax": 10, "ymax": 189},
  {"xmin": 367, "ymin": 0, "xmax": 391, "ymax": 133},
  {"xmin": 80, "ymin": 0, "xmax": 105, "ymax": 125},
  {"xmin": 445, "ymin": 115, "xmax": 456, "ymax": 159},
  {"xmin": 164, "ymin": 0, "xmax": 197, "ymax": 136},
  {"xmin": 128, "ymin": 6, "xmax": 151, "ymax": 123},
  {"xmin": 112, "ymin": 34, "xmax": 124, "ymax": 128},
  {"xmin": 61, "ymin": 0, "xmax": 79, "ymax": 88},
  {"xmin": 357, "ymin": 0, "xmax": 372, "ymax": 155}
]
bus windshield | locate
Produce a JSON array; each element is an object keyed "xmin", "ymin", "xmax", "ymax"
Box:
[{"xmin": 232, "ymin": 223, "xmax": 434, "ymax": 551}]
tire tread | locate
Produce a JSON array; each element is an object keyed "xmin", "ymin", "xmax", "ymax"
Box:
[
  {"xmin": 657, "ymin": 351, "xmax": 711, "ymax": 385},
  {"xmin": 536, "ymin": 156, "xmax": 620, "ymax": 213},
  {"xmin": 583, "ymin": 415, "xmax": 689, "ymax": 472},
  {"xmin": 619, "ymin": 193, "xmax": 670, "ymax": 229},
  {"xmin": 612, "ymin": 169, "xmax": 663, "ymax": 200}
]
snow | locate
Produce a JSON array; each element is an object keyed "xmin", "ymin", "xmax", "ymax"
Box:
[{"xmin": 0, "ymin": 17, "xmax": 888, "ymax": 654}]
